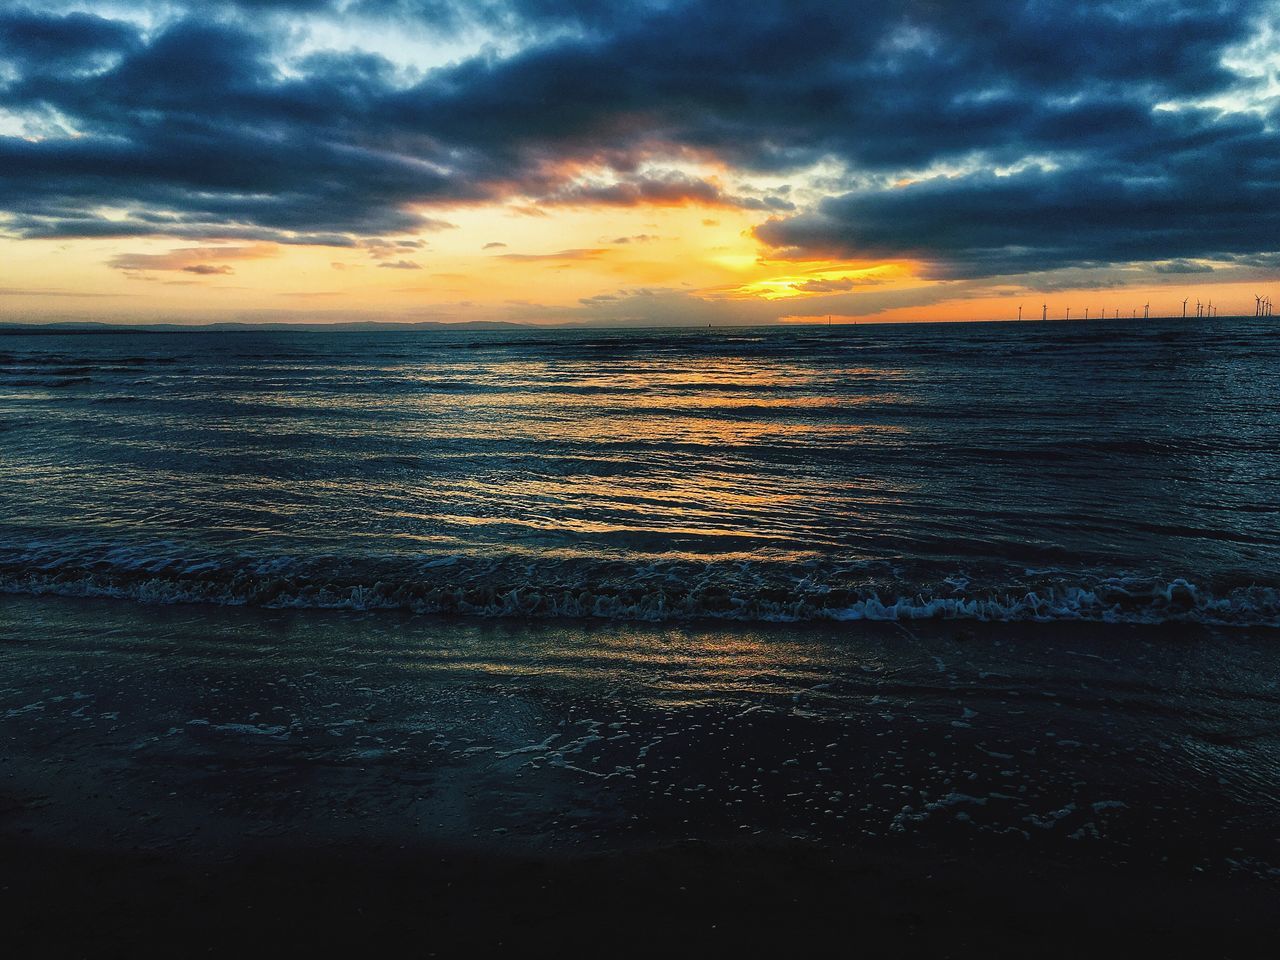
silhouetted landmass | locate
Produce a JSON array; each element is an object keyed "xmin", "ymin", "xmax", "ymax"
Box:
[{"xmin": 0, "ymin": 320, "xmax": 533, "ymax": 334}]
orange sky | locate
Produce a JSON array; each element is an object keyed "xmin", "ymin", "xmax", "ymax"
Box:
[{"xmin": 2, "ymin": 195, "xmax": 1271, "ymax": 326}]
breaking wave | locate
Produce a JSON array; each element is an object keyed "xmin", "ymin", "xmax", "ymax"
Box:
[{"xmin": 2, "ymin": 540, "xmax": 1277, "ymax": 627}]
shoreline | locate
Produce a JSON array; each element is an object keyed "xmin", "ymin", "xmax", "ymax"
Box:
[{"xmin": 3, "ymin": 594, "xmax": 1278, "ymax": 955}]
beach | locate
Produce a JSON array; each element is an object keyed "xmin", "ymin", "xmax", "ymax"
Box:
[{"xmin": 3, "ymin": 594, "xmax": 1278, "ymax": 954}]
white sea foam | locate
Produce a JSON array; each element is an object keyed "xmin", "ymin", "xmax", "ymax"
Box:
[{"xmin": 3, "ymin": 537, "xmax": 1279, "ymax": 627}]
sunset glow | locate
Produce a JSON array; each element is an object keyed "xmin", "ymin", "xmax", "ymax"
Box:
[{"xmin": 2, "ymin": 0, "xmax": 1277, "ymax": 325}]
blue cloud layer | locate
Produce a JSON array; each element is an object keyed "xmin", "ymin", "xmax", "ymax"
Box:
[{"xmin": 1, "ymin": 0, "xmax": 1275, "ymax": 278}]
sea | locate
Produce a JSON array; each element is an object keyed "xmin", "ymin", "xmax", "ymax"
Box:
[
  {"xmin": 2, "ymin": 318, "xmax": 1279, "ymax": 925},
  {"xmin": 2, "ymin": 318, "xmax": 1278, "ymax": 624}
]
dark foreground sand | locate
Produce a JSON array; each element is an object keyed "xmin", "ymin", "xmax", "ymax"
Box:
[
  {"xmin": 2, "ymin": 595, "xmax": 1278, "ymax": 956},
  {"xmin": 5, "ymin": 835, "xmax": 1279, "ymax": 958}
]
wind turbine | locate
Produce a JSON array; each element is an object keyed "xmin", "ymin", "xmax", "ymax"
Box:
[
  {"xmin": 1143, "ymin": 302, "xmax": 1149, "ymax": 320},
  {"xmin": 1182, "ymin": 297, "xmax": 1188, "ymax": 318},
  {"xmin": 1042, "ymin": 303, "xmax": 1047, "ymax": 322},
  {"xmin": 1084, "ymin": 307, "xmax": 1089, "ymax": 320},
  {"xmin": 1196, "ymin": 299, "xmax": 1202, "ymax": 318},
  {"xmin": 1018, "ymin": 304, "xmax": 1023, "ymax": 321},
  {"xmin": 1066, "ymin": 307, "xmax": 1071, "ymax": 321}
]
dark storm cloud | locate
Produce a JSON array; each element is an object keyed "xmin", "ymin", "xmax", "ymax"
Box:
[
  {"xmin": 0, "ymin": 0, "xmax": 1276, "ymax": 277},
  {"xmin": 755, "ymin": 111, "xmax": 1280, "ymax": 279},
  {"xmin": 395, "ymin": 0, "xmax": 1255, "ymax": 174},
  {"xmin": 1155, "ymin": 260, "xmax": 1215, "ymax": 275},
  {"xmin": 0, "ymin": 14, "xmax": 478, "ymax": 241},
  {"xmin": 541, "ymin": 173, "xmax": 793, "ymax": 210},
  {"xmin": 790, "ymin": 276, "xmax": 886, "ymax": 294},
  {"xmin": 0, "ymin": 9, "xmax": 139, "ymax": 71}
]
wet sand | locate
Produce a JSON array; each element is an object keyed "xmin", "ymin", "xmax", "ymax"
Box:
[{"xmin": 3, "ymin": 595, "xmax": 1279, "ymax": 955}]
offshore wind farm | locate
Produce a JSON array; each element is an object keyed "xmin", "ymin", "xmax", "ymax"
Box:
[{"xmin": 1010, "ymin": 293, "xmax": 1273, "ymax": 322}]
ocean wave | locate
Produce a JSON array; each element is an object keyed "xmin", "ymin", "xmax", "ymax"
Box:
[{"xmin": 1, "ymin": 541, "xmax": 1277, "ymax": 627}]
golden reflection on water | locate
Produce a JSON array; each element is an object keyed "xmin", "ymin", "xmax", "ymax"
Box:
[
  {"xmin": 389, "ymin": 619, "xmax": 893, "ymax": 703},
  {"xmin": 9, "ymin": 335, "xmax": 935, "ymax": 578}
]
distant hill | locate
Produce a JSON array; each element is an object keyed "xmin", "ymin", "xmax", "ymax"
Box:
[{"xmin": 0, "ymin": 320, "xmax": 534, "ymax": 334}]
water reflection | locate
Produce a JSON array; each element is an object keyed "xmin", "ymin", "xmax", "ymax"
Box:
[{"xmin": 2, "ymin": 320, "xmax": 1279, "ymax": 623}]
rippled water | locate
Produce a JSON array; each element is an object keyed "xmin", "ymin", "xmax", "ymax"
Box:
[{"xmin": 3, "ymin": 319, "xmax": 1279, "ymax": 624}]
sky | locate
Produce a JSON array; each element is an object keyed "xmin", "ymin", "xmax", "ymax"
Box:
[{"xmin": 1, "ymin": 0, "xmax": 1279, "ymax": 326}]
